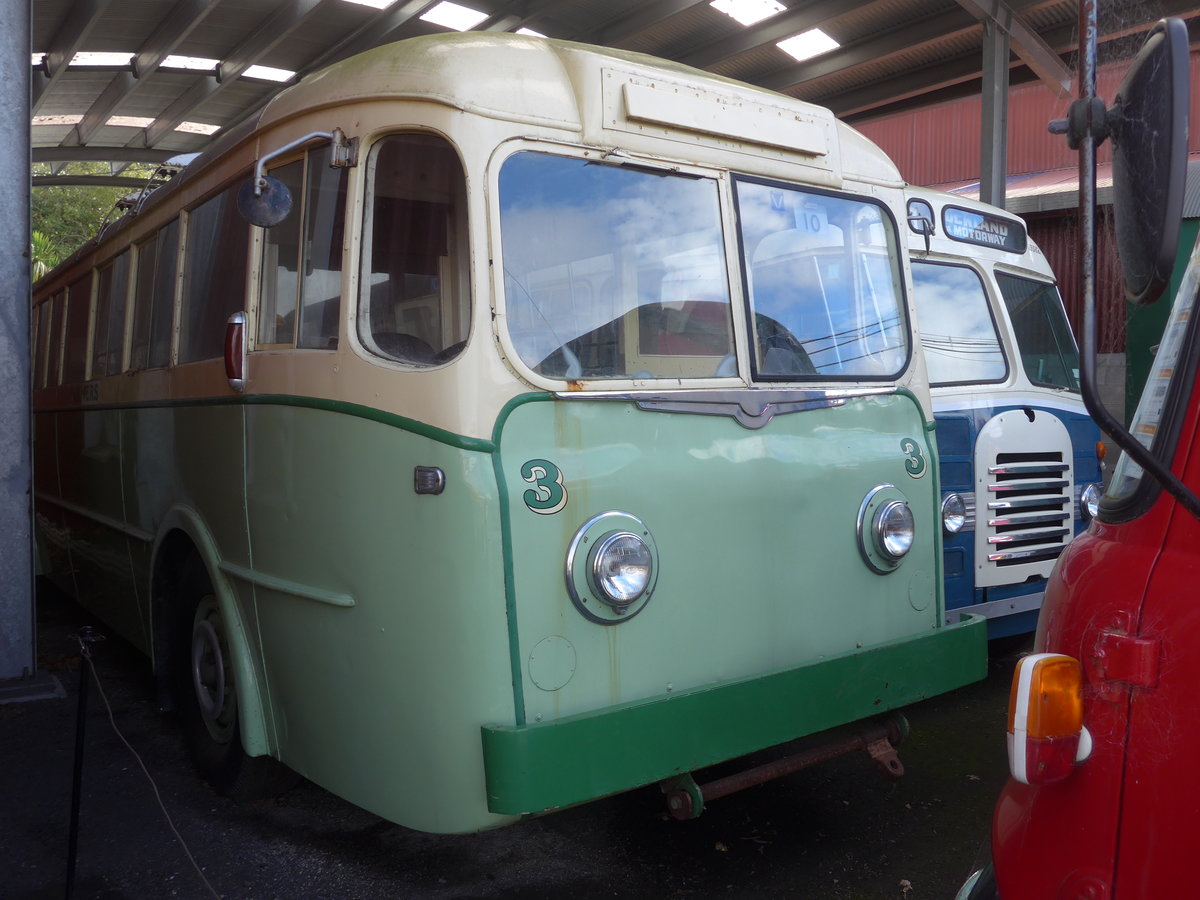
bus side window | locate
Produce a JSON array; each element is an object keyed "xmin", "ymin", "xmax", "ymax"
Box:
[
  {"xmin": 45, "ymin": 292, "xmax": 64, "ymax": 385},
  {"xmin": 130, "ymin": 220, "xmax": 180, "ymax": 371},
  {"xmin": 180, "ymin": 185, "xmax": 250, "ymax": 364},
  {"xmin": 91, "ymin": 251, "xmax": 131, "ymax": 378},
  {"xmin": 62, "ymin": 274, "xmax": 93, "ymax": 385},
  {"xmin": 259, "ymin": 145, "xmax": 347, "ymax": 350},
  {"xmin": 34, "ymin": 299, "xmax": 52, "ymax": 387},
  {"xmin": 359, "ymin": 134, "xmax": 469, "ymax": 366}
]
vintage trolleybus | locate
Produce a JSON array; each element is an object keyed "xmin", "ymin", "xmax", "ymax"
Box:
[
  {"xmin": 904, "ymin": 188, "xmax": 1103, "ymax": 638},
  {"xmin": 32, "ymin": 33, "xmax": 986, "ymax": 833}
]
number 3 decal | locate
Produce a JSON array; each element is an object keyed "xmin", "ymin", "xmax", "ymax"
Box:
[
  {"xmin": 901, "ymin": 437, "xmax": 927, "ymax": 478},
  {"xmin": 521, "ymin": 459, "xmax": 568, "ymax": 515}
]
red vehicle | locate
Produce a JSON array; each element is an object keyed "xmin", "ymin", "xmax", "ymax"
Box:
[{"xmin": 959, "ymin": 16, "xmax": 1200, "ymax": 900}]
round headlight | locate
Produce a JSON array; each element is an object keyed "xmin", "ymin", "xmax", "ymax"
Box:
[
  {"xmin": 875, "ymin": 500, "xmax": 915, "ymax": 559},
  {"xmin": 589, "ymin": 531, "xmax": 653, "ymax": 606},
  {"xmin": 566, "ymin": 512, "xmax": 660, "ymax": 624},
  {"xmin": 1080, "ymin": 482, "xmax": 1102, "ymax": 520},
  {"xmin": 941, "ymin": 493, "xmax": 967, "ymax": 534}
]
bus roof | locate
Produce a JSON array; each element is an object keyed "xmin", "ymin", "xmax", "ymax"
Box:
[{"xmin": 259, "ymin": 32, "xmax": 902, "ymax": 189}]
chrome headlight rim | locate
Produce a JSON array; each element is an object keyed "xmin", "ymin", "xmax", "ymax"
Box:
[
  {"xmin": 1079, "ymin": 482, "xmax": 1102, "ymax": 521},
  {"xmin": 566, "ymin": 511, "xmax": 659, "ymax": 625},
  {"xmin": 857, "ymin": 484, "xmax": 915, "ymax": 574},
  {"xmin": 941, "ymin": 492, "xmax": 967, "ymax": 534}
]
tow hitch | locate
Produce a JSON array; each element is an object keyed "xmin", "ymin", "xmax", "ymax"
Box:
[{"xmin": 660, "ymin": 715, "xmax": 907, "ymax": 820}]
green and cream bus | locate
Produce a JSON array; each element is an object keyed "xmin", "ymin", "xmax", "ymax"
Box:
[{"xmin": 32, "ymin": 33, "xmax": 985, "ymax": 833}]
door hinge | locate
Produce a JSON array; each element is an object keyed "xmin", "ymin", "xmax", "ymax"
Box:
[{"xmin": 1092, "ymin": 627, "xmax": 1161, "ymax": 689}]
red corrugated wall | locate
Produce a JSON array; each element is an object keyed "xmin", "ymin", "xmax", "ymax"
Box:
[
  {"xmin": 854, "ymin": 54, "xmax": 1200, "ymax": 353},
  {"xmin": 856, "ymin": 58, "xmax": 1200, "ymax": 187}
]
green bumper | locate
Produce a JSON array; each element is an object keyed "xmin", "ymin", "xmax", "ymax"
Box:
[{"xmin": 482, "ymin": 613, "xmax": 986, "ymax": 815}]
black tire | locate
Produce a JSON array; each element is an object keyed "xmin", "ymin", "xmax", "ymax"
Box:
[{"xmin": 175, "ymin": 557, "xmax": 299, "ymax": 800}]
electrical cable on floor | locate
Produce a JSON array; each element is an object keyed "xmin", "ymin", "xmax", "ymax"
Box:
[{"xmin": 79, "ymin": 637, "xmax": 223, "ymax": 900}]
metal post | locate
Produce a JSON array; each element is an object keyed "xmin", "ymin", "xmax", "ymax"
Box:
[
  {"xmin": 64, "ymin": 629, "xmax": 103, "ymax": 900},
  {"xmin": 980, "ymin": 15, "xmax": 1011, "ymax": 208},
  {"xmin": 0, "ymin": 0, "xmax": 35, "ymax": 687}
]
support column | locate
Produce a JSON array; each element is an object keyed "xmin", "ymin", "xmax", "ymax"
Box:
[
  {"xmin": 0, "ymin": 0, "xmax": 46, "ymax": 701},
  {"xmin": 980, "ymin": 15, "xmax": 1011, "ymax": 208}
]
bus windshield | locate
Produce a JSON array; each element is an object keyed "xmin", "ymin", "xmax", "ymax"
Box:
[
  {"xmin": 911, "ymin": 261, "xmax": 1006, "ymax": 385},
  {"xmin": 498, "ymin": 151, "xmax": 910, "ymax": 382},
  {"xmin": 499, "ymin": 151, "xmax": 735, "ymax": 380},
  {"xmin": 996, "ymin": 273, "xmax": 1080, "ymax": 391},
  {"xmin": 736, "ymin": 179, "xmax": 907, "ymax": 379}
]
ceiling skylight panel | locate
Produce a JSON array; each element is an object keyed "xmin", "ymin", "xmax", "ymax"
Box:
[
  {"xmin": 710, "ymin": 0, "xmax": 785, "ymax": 27},
  {"xmin": 777, "ymin": 28, "xmax": 840, "ymax": 62},
  {"xmin": 107, "ymin": 116, "xmax": 154, "ymax": 128},
  {"xmin": 70, "ymin": 52, "xmax": 133, "ymax": 67},
  {"xmin": 420, "ymin": 2, "xmax": 488, "ymax": 31},
  {"xmin": 161, "ymin": 55, "xmax": 220, "ymax": 72},
  {"xmin": 243, "ymin": 65, "xmax": 296, "ymax": 82}
]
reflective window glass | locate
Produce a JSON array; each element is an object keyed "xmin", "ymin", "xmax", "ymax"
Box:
[
  {"xmin": 735, "ymin": 180, "xmax": 907, "ymax": 378},
  {"xmin": 500, "ymin": 151, "xmax": 733, "ymax": 380},
  {"xmin": 912, "ymin": 261, "xmax": 1006, "ymax": 385},
  {"xmin": 997, "ymin": 273, "xmax": 1080, "ymax": 391},
  {"xmin": 359, "ymin": 134, "xmax": 469, "ymax": 366},
  {"xmin": 181, "ymin": 186, "xmax": 248, "ymax": 363}
]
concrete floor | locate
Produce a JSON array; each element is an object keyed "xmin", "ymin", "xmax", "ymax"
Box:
[{"xmin": 1, "ymin": 583, "xmax": 1029, "ymax": 900}]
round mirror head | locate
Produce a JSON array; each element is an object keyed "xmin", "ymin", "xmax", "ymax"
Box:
[
  {"xmin": 236, "ymin": 175, "xmax": 293, "ymax": 227},
  {"xmin": 1110, "ymin": 17, "xmax": 1189, "ymax": 305}
]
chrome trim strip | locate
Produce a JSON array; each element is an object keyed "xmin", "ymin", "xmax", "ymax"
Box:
[
  {"xmin": 987, "ymin": 462, "xmax": 1069, "ymax": 475},
  {"xmin": 987, "ymin": 528, "xmax": 1071, "ymax": 545},
  {"xmin": 987, "ymin": 496, "xmax": 1070, "ymax": 510},
  {"xmin": 219, "ymin": 561, "xmax": 355, "ymax": 608},
  {"xmin": 988, "ymin": 479, "xmax": 1070, "ymax": 493},
  {"xmin": 555, "ymin": 387, "xmax": 894, "ymax": 429},
  {"xmin": 945, "ymin": 590, "xmax": 1044, "ymax": 623},
  {"xmin": 988, "ymin": 511, "xmax": 1071, "ymax": 527},
  {"xmin": 988, "ymin": 547, "xmax": 1066, "ymax": 563}
]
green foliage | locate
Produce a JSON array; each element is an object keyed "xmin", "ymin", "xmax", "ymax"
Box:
[
  {"xmin": 31, "ymin": 231, "xmax": 57, "ymax": 281},
  {"xmin": 31, "ymin": 162, "xmax": 158, "ymax": 270}
]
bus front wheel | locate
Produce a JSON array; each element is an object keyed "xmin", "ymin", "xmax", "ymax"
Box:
[{"xmin": 176, "ymin": 560, "xmax": 297, "ymax": 800}]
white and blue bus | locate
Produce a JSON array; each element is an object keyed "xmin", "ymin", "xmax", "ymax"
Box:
[{"xmin": 905, "ymin": 188, "xmax": 1103, "ymax": 638}]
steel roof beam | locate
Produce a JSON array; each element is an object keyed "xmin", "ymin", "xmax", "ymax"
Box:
[
  {"xmin": 759, "ymin": 11, "xmax": 980, "ymax": 94},
  {"xmin": 63, "ymin": 0, "xmax": 222, "ymax": 149},
  {"xmin": 32, "ymin": 0, "xmax": 117, "ymax": 114},
  {"xmin": 33, "ymin": 146, "xmax": 176, "ymax": 164},
  {"xmin": 131, "ymin": 0, "xmax": 328, "ymax": 149},
  {"xmin": 955, "ymin": 0, "xmax": 1071, "ymax": 97},
  {"xmin": 304, "ymin": 0, "xmax": 439, "ymax": 72},
  {"xmin": 33, "ymin": 174, "xmax": 151, "ymax": 188},
  {"xmin": 679, "ymin": 0, "xmax": 868, "ymax": 69}
]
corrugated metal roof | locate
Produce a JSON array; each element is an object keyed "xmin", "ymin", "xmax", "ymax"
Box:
[{"xmin": 33, "ymin": 0, "xmax": 1188, "ymax": 179}]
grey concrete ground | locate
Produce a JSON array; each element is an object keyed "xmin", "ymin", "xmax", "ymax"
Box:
[{"xmin": 1, "ymin": 583, "xmax": 1027, "ymax": 900}]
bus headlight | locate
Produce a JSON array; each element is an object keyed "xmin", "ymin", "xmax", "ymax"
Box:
[
  {"xmin": 590, "ymin": 531, "xmax": 653, "ymax": 605},
  {"xmin": 1080, "ymin": 482, "xmax": 1102, "ymax": 520},
  {"xmin": 876, "ymin": 500, "xmax": 915, "ymax": 558},
  {"xmin": 566, "ymin": 512, "xmax": 659, "ymax": 624},
  {"xmin": 941, "ymin": 493, "xmax": 967, "ymax": 534},
  {"xmin": 857, "ymin": 485, "xmax": 916, "ymax": 574}
]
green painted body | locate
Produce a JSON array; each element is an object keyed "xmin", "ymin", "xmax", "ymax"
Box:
[
  {"xmin": 34, "ymin": 387, "xmax": 985, "ymax": 833},
  {"xmin": 482, "ymin": 611, "xmax": 982, "ymax": 815}
]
